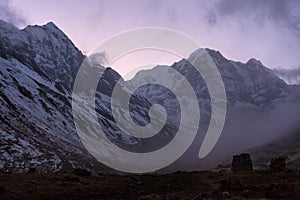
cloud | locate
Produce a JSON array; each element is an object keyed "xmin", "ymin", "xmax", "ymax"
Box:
[
  {"xmin": 273, "ymin": 67, "xmax": 300, "ymax": 85},
  {"xmin": 208, "ymin": 0, "xmax": 300, "ymax": 35},
  {"xmin": 10, "ymin": 0, "xmax": 299, "ymax": 68},
  {"xmin": 73, "ymin": 0, "xmax": 300, "ymax": 68},
  {"xmin": 0, "ymin": 0, "xmax": 27, "ymax": 27}
]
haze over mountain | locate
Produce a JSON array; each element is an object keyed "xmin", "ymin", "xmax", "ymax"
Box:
[
  {"xmin": 0, "ymin": 20, "xmax": 300, "ymax": 173},
  {"xmin": 273, "ymin": 67, "xmax": 300, "ymax": 85},
  {"xmin": 248, "ymin": 125, "xmax": 300, "ymax": 169}
]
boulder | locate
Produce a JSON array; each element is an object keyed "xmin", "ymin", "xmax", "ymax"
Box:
[
  {"xmin": 231, "ymin": 153, "xmax": 253, "ymax": 172},
  {"xmin": 270, "ymin": 157, "xmax": 286, "ymax": 172},
  {"xmin": 222, "ymin": 191, "xmax": 231, "ymax": 199}
]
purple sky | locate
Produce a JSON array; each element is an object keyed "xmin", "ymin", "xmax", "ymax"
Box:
[{"xmin": 1, "ymin": 0, "xmax": 300, "ymax": 70}]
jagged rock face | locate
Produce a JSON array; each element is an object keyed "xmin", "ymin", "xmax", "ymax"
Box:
[
  {"xmin": 0, "ymin": 20, "xmax": 84, "ymax": 91},
  {"xmin": 231, "ymin": 153, "xmax": 253, "ymax": 172},
  {"xmin": 0, "ymin": 19, "xmax": 300, "ymax": 173},
  {"xmin": 0, "ymin": 20, "xmax": 103, "ymax": 173}
]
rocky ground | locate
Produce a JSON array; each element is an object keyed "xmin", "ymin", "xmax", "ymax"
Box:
[{"xmin": 0, "ymin": 170, "xmax": 300, "ymax": 200}]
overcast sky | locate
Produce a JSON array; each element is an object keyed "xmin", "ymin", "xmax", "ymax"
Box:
[{"xmin": 1, "ymin": 0, "xmax": 300, "ymax": 70}]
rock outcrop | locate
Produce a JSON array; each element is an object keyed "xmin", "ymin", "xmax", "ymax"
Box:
[
  {"xmin": 231, "ymin": 153, "xmax": 253, "ymax": 172},
  {"xmin": 270, "ymin": 157, "xmax": 286, "ymax": 172}
]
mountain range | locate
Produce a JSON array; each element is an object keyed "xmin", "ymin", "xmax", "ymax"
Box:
[{"xmin": 0, "ymin": 19, "xmax": 299, "ymax": 173}]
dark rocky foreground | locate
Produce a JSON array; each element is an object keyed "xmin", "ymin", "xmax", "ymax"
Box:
[{"xmin": 0, "ymin": 170, "xmax": 300, "ymax": 200}]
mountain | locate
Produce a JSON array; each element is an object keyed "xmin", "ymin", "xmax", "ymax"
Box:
[
  {"xmin": 93, "ymin": 49, "xmax": 300, "ymax": 172},
  {"xmin": 0, "ymin": 20, "xmax": 106, "ymax": 173},
  {"xmin": 0, "ymin": 19, "xmax": 300, "ymax": 173}
]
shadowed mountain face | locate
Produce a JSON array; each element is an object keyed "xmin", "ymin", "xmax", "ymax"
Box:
[
  {"xmin": 0, "ymin": 20, "xmax": 104, "ymax": 173},
  {"xmin": 0, "ymin": 20, "xmax": 300, "ymax": 173}
]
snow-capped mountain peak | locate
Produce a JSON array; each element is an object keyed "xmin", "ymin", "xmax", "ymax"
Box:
[{"xmin": 0, "ymin": 20, "xmax": 84, "ymax": 91}]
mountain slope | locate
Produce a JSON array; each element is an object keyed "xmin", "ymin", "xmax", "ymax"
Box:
[
  {"xmin": 0, "ymin": 20, "xmax": 84, "ymax": 91},
  {"xmin": 0, "ymin": 20, "xmax": 105, "ymax": 173},
  {"xmin": 105, "ymin": 49, "xmax": 300, "ymax": 171}
]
